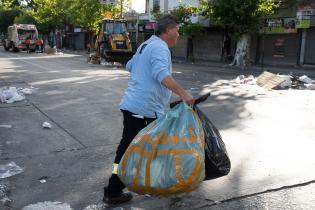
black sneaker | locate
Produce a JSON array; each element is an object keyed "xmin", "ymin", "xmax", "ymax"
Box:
[{"xmin": 103, "ymin": 188, "xmax": 133, "ymax": 204}]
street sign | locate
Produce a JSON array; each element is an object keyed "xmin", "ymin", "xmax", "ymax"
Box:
[
  {"xmin": 296, "ymin": 3, "xmax": 315, "ymax": 28},
  {"xmin": 263, "ymin": 18, "xmax": 297, "ymax": 34},
  {"xmin": 100, "ymin": 0, "xmax": 117, "ymax": 5}
]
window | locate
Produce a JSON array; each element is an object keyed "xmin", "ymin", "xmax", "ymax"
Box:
[
  {"xmin": 17, "ymin": 29, "xmax": 36, "ymax": 40},
  {"xmin": 103, "ymin": 22, "xmax": 127, "ymax": 34}
]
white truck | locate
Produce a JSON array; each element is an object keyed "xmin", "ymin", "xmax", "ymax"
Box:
[{"xmin": 3, "ymin": 24, "xmax": 38, "ymax": 52}]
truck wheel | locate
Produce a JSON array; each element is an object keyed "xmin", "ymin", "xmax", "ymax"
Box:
[
  {"xmin": 13, "ymin": 47, "xmax": 19, "ymax": 52},
  {"xmin": 3, "ymin": 45, "xmax": 9, "ymax": 51}
]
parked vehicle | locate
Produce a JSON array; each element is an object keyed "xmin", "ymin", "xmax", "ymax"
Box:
[
  {"xmin": 3, "ymin": 24, "xmax": 38, "ymax": 52},
  {"xmin": 89, "ymin": 18, "xmax": 133, "ymax": 64},
  {"xmin": 0, "ymin": 33, "xmax": 4, "ymax": 46}
]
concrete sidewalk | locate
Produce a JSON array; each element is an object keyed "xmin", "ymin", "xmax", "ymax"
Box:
[
  {"xmin": 173, "ymin": 58, "xmax": 315, "ymax": 78},
  {"xmin": 58, "ymin": 48, "xmax": 315, "ymax": 77}
]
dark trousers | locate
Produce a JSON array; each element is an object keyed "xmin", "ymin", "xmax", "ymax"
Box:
[
  {"xmin": 37, "ymin": 45, "xmax": 43, "ymax": 53},
  {"xmin": 105, "ymin": 109, "xmax": 156, "ymax": 196}
]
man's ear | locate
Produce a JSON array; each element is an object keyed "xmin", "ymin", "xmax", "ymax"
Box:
[{"xmin": 165, "ymin": 26, "xmax": 171, "ymax": 34}]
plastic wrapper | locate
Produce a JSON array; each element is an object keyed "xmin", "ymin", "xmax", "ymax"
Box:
[
  {"xmin": 0, "ymin": 162, "xmax": 24, "ymax": 179},
  {"xmin": 194, "ymin": 106, "xmax": 231, "ymax": 179},
  {"xmin": 118, "ymin": 102, "xmax": 205, "ymax": 196},
  {"xmin": 0, "ymin": 87, "xmax": 25, "ymax": 103}
]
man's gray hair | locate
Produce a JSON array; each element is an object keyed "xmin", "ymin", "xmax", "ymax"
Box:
[{"xmin": 155, "ymin": 14, "xmax": 179, "ymax": 35}]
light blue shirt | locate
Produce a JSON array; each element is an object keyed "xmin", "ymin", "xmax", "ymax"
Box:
[{"xmin": 120, "ymin": 35, "xmax": 172, "ymax": 118}]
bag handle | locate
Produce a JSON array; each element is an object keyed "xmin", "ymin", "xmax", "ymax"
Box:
[{"xmin": 170, "ymin": 93, "xmax": 210, "ymax": 109}]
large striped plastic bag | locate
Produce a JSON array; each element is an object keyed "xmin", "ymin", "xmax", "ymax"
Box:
[{"xmin": 117, "ymin": 102, "xmax": 205, "ymax": 197}]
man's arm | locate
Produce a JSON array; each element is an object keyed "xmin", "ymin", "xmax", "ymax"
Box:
[
  {"xmin": 125, "ymin": 57, "xmax": 134, "ymax": 72},
  {"xmin": 161, "ymin": 75, "xmax": 194, "ymax": 105}
]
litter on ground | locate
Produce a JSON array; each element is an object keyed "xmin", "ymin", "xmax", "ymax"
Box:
[
  {"xmin": 0, "ymin": 162, "xmax": 24, "ymax": 179},
  {"xmin": 236, "ymin": 71, "xmax": 315, "ymax": 90},
  {"xmin": 0, "ymin": 125, "xmax": 12, "ymax": 128},
  {"xmin": 0, "ymin": 182, "xmax": 12, "ymax": 208},
  {"xmin": 22, "ymin": 201, "xmax": 72, "ymax": 210},
  {"xmin": 42, "ymin": 122, "xmax": 52, "ymax": 129},
  {"xmin": 0, "ymin": 87, "xmax": 25, "ymax": 103},
  {"xmin": 235, "ymin": 75, "xmax": 256, "ymax": 85},
  {"xmin": 0, "ymin": 86, "xmax": 37, "ymax": 103}
]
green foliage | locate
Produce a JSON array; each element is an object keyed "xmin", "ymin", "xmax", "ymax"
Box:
[
  {"xmin": 200, "ymin": 0, "xmax": 279, "ymax": 36},
  {"xmin": 0, "ymin": 0, "xmax": 23, "ymax": 33},
  {"xmin": 0, "ymin": 0, "xmax": 21, "ymax": 9},
  {"xmin": 182, "ymin": 23, "xmax": 203, "ymax": 35},
  {"xmin": 170, "ymin": 4, "xmax": 202, "ymax": 35},
  {"xmin": 151, "ymin": 9, "xmax": 161, "ymax": 20},
  {"xmin": 16, "ymin": 0, "xmax": 130, "ymax": 33},
  {"xmin": 30, "ymin": 0, "xmax": 67, "ymax": 30},
  {"xmin": 170, "ymin": 4, "xmax": 198, "ymax": 25},
  {"xmin": 110, "ymin": 0, "xmax": 131, "ymax": 18},
  {"xmin": 0, "ymin": 8, "xmax": 20, "ymax": 33},
  {"xmin": 0, "ymin": 0, "xmax": 131, "ymax": 34},
  {"xmin": 72, "ymin": 0, "xmax": 102, "ymax": 30},
  {"xmin": 14, "ymin": 12, "xmax": 36, "ymax": 24}
]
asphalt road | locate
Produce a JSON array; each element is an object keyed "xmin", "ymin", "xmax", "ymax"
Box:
[{"xmin": 1, "ymin": 49, "xmax": 315, "ymax": 210}]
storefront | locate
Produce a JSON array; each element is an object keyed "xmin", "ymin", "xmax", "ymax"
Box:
[
  {"xmin": 297, "ymin": 3, "xmax": 315, "ymax": 65},
  {"xmin": 257, "ymin": 17, "xmax": 300, "ymax": 65},
  {"xmin": 304, "ymin": 26, "xmax": 315, "ymax": 64},
  {"xmin": 193, "ymin": 29, "xmax": 223, "ymax": 62}
]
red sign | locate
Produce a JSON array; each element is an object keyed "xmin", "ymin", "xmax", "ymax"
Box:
[{"xmin": 144, "ymin": 22, "xmax": 156, "ymax": 30}]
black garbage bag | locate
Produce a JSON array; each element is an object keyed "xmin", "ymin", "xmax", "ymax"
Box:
[
  {"xmin": 170, "ymin": 93, "xmax": 231, "ymax": 180},
  {"xmin": 194, "ymin": 105, "xmax": 231, "ymax": 179}
]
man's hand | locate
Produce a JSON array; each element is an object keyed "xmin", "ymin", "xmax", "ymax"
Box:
[
  {"xmin": 161, "ymin": 76, "xmax": 195, "ymax": 105},
  {"xmin": 181, "ymin": 92, "xmax": 194, "ymax": 105}
]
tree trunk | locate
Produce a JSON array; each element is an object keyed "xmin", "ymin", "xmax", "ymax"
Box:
[
  {"xmin": 187, "ymin": 36, "xmax": 194, "ymax": 62},
  {"xmin": 230, "ymin": 33, "xmax": 251, "ymax": 69}
]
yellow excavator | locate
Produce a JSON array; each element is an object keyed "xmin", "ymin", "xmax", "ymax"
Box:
[{"xmin": 89, "ymin": 17, "xmax": 133, "ymax": 64}]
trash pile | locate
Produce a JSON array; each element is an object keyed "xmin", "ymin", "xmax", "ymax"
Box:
[
  {"xmin": 0, "ymin": 86, "xmax": 37, "ymax": 103},
  {"xmin": 0, "ymin": 162, "xmax": 24, "ymax": 208},
  {"xmin": 0, "ymin": 181, "xmax": 11, "ymax": 208},
  {"xmin": 235, "ymin": 75, "xmax": 256, "ymax": 85},
  {"xmin": 235, "ymin": 71, "xmax": 315, "ymax": 90},
  {"xmin": 87, "ymin": 53, "xmax": 100, "ymax": 64},
  {"xmin": 288, "ymin": 74, "xmax": 315, "ymax": 90},
  {"xmin": 44, "ymin": 46, "xmax": 57, "ymax": 54}
]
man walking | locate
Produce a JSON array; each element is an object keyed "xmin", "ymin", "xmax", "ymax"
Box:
[
  {"xmin": 36, "ymin": 38, "xmax": 44, "ymax": 53},
  {"xmin": 25, "ymin": 37, "xmax": 30, "ymax": 53},
  {"xmin": 103, "ymin": 14, "xmax": 194, "ymax": 204}
]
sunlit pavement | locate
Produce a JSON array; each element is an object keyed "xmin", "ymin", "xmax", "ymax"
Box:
[{"xmin": 1, "ymin": 49, "xmax": 315, "ymax": 210}]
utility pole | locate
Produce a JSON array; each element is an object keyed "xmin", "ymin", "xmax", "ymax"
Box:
[{"xmin": 120, "ymin": 0, "xmax": 123, "ymax": 18}]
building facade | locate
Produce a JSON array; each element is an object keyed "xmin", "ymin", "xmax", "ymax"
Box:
[{"xmin": 137, "ymin": 0, "xmax": 315, "ymax": 67}]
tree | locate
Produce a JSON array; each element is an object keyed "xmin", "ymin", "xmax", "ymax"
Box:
[
  {"xmin": 201, "ymin": 0, "xmax": 279, "ymax": 68},
  {"xmin": 2, "ymin": 0, "xmax": 131, "ymax": 46},
  {"xmin": 29, "ymin": 0, "xmax": 76, "ymax": 33},
  {"xmin": 72, "ymin": 0, "xmax": 131, "ymax": 47},
  {"xmin": 14, "ymin": 12, "xmax": 36, "ymax": 24},
  {"xmin": 72, "ymin": 0, "xmax": 131, "ymax": 30},
  {"xmin": 0, "ymin": 0, "xmax": 20, "ymax": 9},
  {"xmin": 0, "ymin": 8, "xmax": 20, "ymax": 33},
  {"xmin": 73, "ymin": 0, "xmax": 102, "ymax": 30},
  {"xmin": 0, "ymin": 0, "xmax": 22, "ymax": 33},
  {"xmin": 170, "ymin": 4, "xmax": 202, "ymax": 61}
]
